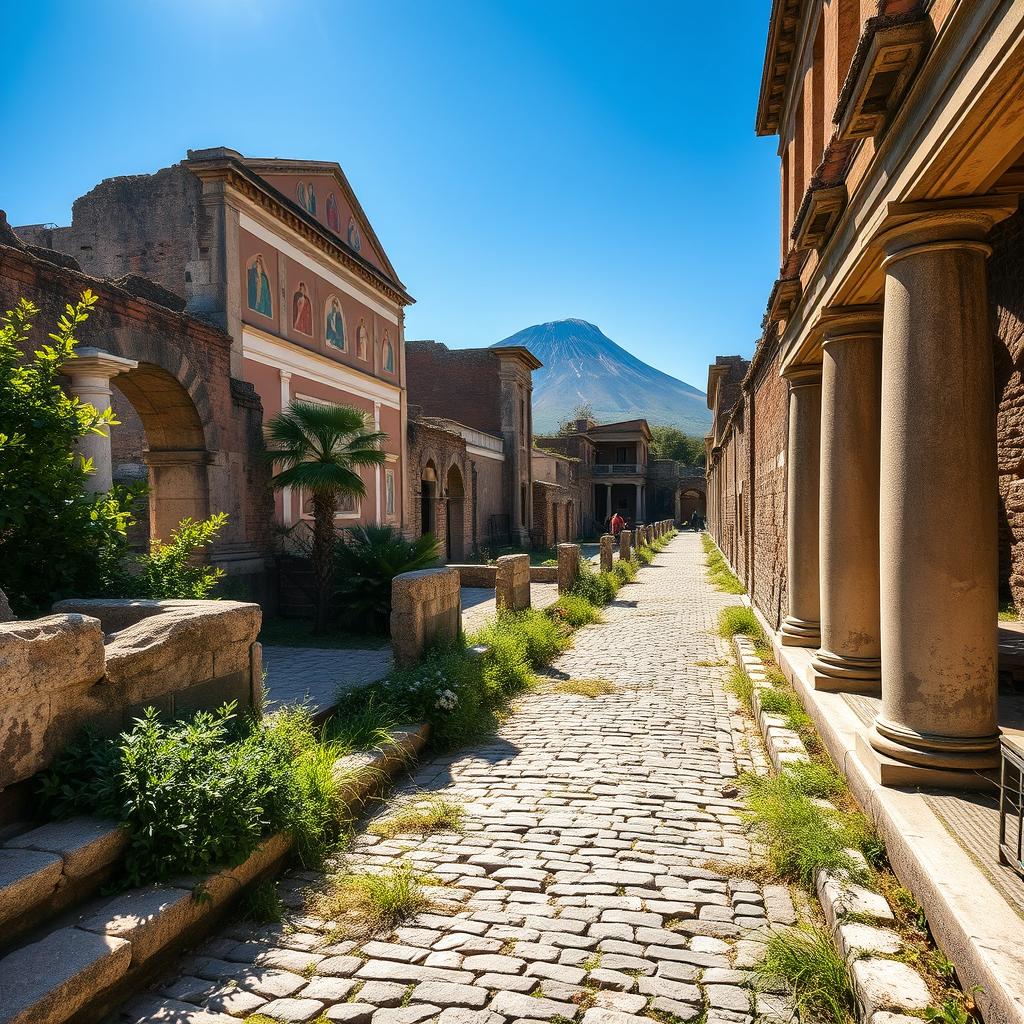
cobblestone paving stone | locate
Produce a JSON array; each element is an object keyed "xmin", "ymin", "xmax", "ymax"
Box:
[{"xmin": 122, "ymin": 534, "xmax": 797, "ymax": 1024}]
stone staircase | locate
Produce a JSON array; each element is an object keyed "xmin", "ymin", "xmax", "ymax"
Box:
[{"xmin": 0, "ymin": 724, "xmax": 430, "ymax": 1024}]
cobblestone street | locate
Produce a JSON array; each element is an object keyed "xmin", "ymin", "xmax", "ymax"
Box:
[{"xmin": 123, "ymin": 534, "xmax": 798, "ymax": 1024}]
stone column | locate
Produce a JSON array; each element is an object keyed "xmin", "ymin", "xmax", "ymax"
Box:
[
  {"xmin": 63, "ymin": 347, "xmax": 138, "ymax": 493},
  {"xmin": 812, "ymin": 308, "xmax": 883, "ymax": 691},
  {"xmin": 866, "ymin": 201, "xmax": 1015, "ymax": 779},
  {"xmin": 599, "ymin": 535, "xmax": 614, "ymax": 573},
  {"xmin": 634, "ymin": 483, "xmax": 643, "ymax": 524},
  {"xmin": 619, "ymin": 529, "xmax": 632, "ymax": 562},
  {"xmin": 605, "ymin": 483, "xmax": 613, "ymax": 522},
  {"xmin": 780, "ymin": 365, "xmax": 822, "ymax": 647}
]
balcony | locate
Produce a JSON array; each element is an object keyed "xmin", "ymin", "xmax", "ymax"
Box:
[{"xmin": 593, "ymin": 463, "xmax": 644, "ymax": 476}]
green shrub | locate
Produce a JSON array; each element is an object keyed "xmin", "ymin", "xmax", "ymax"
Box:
[
  {"xmin": 38, "ymin": 703, "xmax": 349, "ymax": 885},
  {"xmin": 488, "ymin": 608, "xmax": 568, "ymax": 667},
  {"xmin": 0, "ymin": 292, "xmax": 139, "ymax": 615},
  {"xmin": 754, "ymin": 925, "xmax": 854, "ymax": 1024},
  {"xmin": 613, "ymin": 559, "xmax": 638, "ymax": 584},
  {"xmin": 117, "ymin": 513, "xmax": 228, "ymax": 599},
  {"xmin": 552, "ymin": 593, "xmax": 602, "ymax": 627},
  {"xmin": 742, "ymin": 772, "xmax": 867, "ymax": 888},
  {"xmin": 334, "ymin": 524, "xmax": 440, "ymax": 630},
  {"xmin": 599, "ymin": 571, "xmax": 621, "ymax": 597},
  {"xmin": 635, "ymin": 544, "xmax": 655, "ymax": 566},
  {"xmin": 571, "ymin": 559, "xmax": 617, "ymax": 606}
]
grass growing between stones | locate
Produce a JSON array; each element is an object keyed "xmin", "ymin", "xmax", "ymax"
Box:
[
  {"xmin": 550, "ymin": 678, "xmax": 618, "ymax": 698},
  {"xmin": 239, "ymin": 878, "xmax": 284, "ymax": 923},
  {"xmin": 702, "ymin": 532, "xmax": 745, "ymax": 593},
  {"xmin": 718, "ymin": 605, "xmax": 773, "ymax": 658},
  {"xmin": 368, "ymin": 795, "xmax": 465, "ymax": 838},
  {"xmin": 753, "ymin": 925, "xmax": 855, "ymax": 1024},
  {"xmin": 315, "ymin": 861, "xmax": 434, "ymax": 939}
]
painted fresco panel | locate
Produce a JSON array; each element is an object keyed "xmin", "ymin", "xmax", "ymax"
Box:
[{"xmin": 239, "ymin": 229, "xmax": 280, "ymax": 332}]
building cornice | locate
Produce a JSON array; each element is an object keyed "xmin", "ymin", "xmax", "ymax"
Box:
[{"xmin": 756, "ymin": 0, "xmax": 806, "ymax": 137}]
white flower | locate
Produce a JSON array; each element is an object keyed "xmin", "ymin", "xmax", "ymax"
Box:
[{"xmin": 435, "ymin": 689, "xmax": 458, "ymax": 712}]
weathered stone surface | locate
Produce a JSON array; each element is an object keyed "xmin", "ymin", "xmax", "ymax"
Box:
[
  {"xmin": 78, "ymin": 885, "xmax": 202, "ymax": 963},
  {"xmin": 356, "ymin": 982, "xmax": 409, "ymax": 1006},
  {"xmin": 374, "ymin": 1006, "xmax": 442, "ymax": 1024},
  {"xmin": 414, "ymin": 981, "xmax": 490, "ymax": 1008},
  {"xmin": 835, "ymin": 922, "xmax": 904, "ymax": 962},
  {"xmin": 487, "ymin": 991, "xmax": 577, "ymax": 1020},
  {"xmin": 436, "ymin": 1009, "xmax": 503, "ymax": 1024},
  {"xmin": 496, "ymin": 555, "xmax": 531, "ymax": 612},
  {"xmin": 556, "ymin": 544, "xmax": 581, "ymax": 594},
  {"xmin": 119, "ymin": 995, "xmax": 239, "ymax": 1023},
  {"xmin": 0, "ymin": 589, "xmax": 14, "ymax": 623},
  {"xmin": 258, "ymin": 996, "xmax": 327, "ymax": 1021},
  {"xmin": 618, "ymin": 530, "xmax": 632, "ymax": 561},
  {"xmin": 599, "ymin": 535, "xmax": 614, "ymax": 573},
  {"xmin": 0, "ymin": 926, "xmax": 131, "ymax": 1024},
  {"xmin": 0, "ymin": 847, "xmax": 64, "ymax": 927},
  {"xmin": 299, "ymin": 977, "xmax": 359, "ymax": 1001},
  {"xmin": 391, "ymin": 568, "xmax": 461, "ymax": 667},
  {"xmin": 325, "ymin": 1003, "xmax": 377, "ymax": 1023},
  {"xmin": 851, "ymin": 958, "xmax": 932, "ymax": 1015},
  {"xmin": 0, "ymin": 613, "xmax": 104, "ymax": 700},
  {"xmin": 8, "ymin": 817, "xmax": 127, "ymax": 880}
]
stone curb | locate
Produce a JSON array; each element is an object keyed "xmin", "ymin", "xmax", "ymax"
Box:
[
  {"xmin": 0, "ymin": 722, "xmax": 431, "ymax": 1024},
  {"xmin": 730, "ymin": 635, "xmax": 933, "ymax": 1023}
]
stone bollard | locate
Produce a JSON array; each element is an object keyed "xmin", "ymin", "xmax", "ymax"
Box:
[
  {"xmin": 636, "ymin": 525, "xmax": 646, "ymax": 548},
  {"xmin": 390, "ymin": 567, "xmax": 462, "ymax": 667},
  {"xmin": 496, "ymin": 553, "xmax": 531, "ymax": 611},
  {"xmin": 619, "ymin": 529, "xmax": 632, "ymax": 561},
  {"xmin": 599, "ymin": 534, "xmax": 614, "ymax": 573},
  {"xmin": 557, "ymin": 543, "xmax": 581, "ymax": 594}
]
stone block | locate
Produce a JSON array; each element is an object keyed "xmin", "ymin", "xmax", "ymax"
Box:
[
  {"xmin": 0, "ymin": 847, "xmax": 64, "ymax": 928},
  {"xmin": 557, "ymin": 543, "xmax": 581, "ymax": 594},
  {"xmin": 496, "ymin": 554, "xmax": 531, "ymax": 611},
  {"xmin": 391, "ymin": 568, "xmax": 462, "ymax": 667},
  {"xmin": 258, "ymin": 997, "xmax": 326, "ymax": 1021},
  {"xmin": 454, "ymin": 565, "xmax": 498, "ymax": 588},
  {"xmin": 619, "ymin": 531, "xmax": 632, "ymax": 561},
  {"xmin": 834, "ymin": 922, "xmax": 904, "ymax": 961},
  {"xmin": 0, "ymin": 926, "xmax": 131, "ymax": 1024},
  {"xmin": 7, "ymin": 817, "xmax": 128, "ymax": 881},
  {"xmin": 599, "ymin": 535, "xmax": 614, "ymax": 573},
  {"xmin": 0, "ymin": 613, "xmax": 104, "ymax": 700},
  {"xmin": 78, "ymin": 884, "xmax": 204, "ymax": 963},
  {"xmin": 851, "ymin": 958, "xmax": 932, "ymax": 1015}
]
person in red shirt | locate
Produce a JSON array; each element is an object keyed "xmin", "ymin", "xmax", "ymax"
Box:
[{"xmin": 610, "ymin": 511, "xmax": 625, "ymax": 538}]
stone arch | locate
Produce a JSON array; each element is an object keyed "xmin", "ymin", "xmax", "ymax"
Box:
[
  {"xmin": 445, "ymin": 463, "xmax": 466, "ymax": 562},
  {"xmin": 420, "ymin": 459, "xmax": 439, "ymax": 538},
  {"xmin": 678, "ymin": 486, "xmax": 706, "ymax": 524}
]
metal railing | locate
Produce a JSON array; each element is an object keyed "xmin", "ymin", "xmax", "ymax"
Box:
[{"xmin": 999, "ymin": 736, "xmax": 1024, "ymax": 879}]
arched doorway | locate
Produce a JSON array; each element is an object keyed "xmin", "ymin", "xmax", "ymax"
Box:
[
  {"xmin": 445, "ymin": 464, "xmax": 466, "ymax": 562},
  {"xmin": 421, "ymin": 462, "xmax": 438, "ymax": 537},
  {"xmin": 678, "ymin": 487, "xmax": 705, "ymax": 524}
]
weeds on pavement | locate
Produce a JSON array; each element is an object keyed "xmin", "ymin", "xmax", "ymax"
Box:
[
  {"xmin": 369, "ymin": 795, "xmax": 465, "ymax": 838},
  {"xmin": 550, "ymin": 678, "xmax": 618, "ymax": 698},
  {"xmin": 315, "ymin": 861, "xmax": 433, "ymax": 939}
]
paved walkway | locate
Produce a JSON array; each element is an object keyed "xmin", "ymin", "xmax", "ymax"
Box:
[
  {"xmin": 262, "ymin": 646, "xmax": 394, "ymax": 713},
  {"xmin": 123, "ymin": 534, "xmax": 796, "ymax": 1024},
  {"xmin": 461, "ymin": 583, "xmax": 560, "ymax": 634}
]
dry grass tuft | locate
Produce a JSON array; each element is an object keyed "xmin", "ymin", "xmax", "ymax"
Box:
[
  {"xmin": 368, "ymin": 796, "xmax": 465, "ymax": 838},
  {"xmin": 313, "ymin": 861, "xmax": 434, "ymax": 939},
  {"xmin": 550, "ymin": 677, "xmax": 618, "ymax": 698}
]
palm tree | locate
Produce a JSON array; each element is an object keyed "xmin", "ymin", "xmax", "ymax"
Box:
[{"xmin": 265, "ymin": 401, "xmax": 386, "ymax": 633}]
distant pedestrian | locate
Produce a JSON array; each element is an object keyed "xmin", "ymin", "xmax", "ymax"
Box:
[{"xmin": 610, "ymin": 511, "xmax": 625, "ymax": 538}]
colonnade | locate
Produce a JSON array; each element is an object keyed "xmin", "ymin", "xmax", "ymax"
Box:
[{"xmin": 781, "ymin": 201, "xmax": 1013, "ymax": 782}]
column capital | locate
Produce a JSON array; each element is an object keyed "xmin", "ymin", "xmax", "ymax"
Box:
[
  {"xmin": 781, "ymin": 363, "xmax": 822, "ymax": 386},
  {"xmin": 66, "ymin": 347, "xmax": 138, "ymax": 382},
  {"xmin": 875, "ymin": 196, "xmax": 1017, "ymax": 267},
  {"xmin": 817, "ymin": 305, "xmax": 883, "ymax": 347}
]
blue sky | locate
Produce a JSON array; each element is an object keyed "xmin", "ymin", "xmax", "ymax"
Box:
[{"xmin": 0, "ymin": 0, "xmax": 777, "ymax": 391}]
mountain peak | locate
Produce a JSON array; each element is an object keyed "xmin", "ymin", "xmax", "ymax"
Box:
[{"xmin": 491, "ymin": 320, "xmax": 710, "ymax": 435}]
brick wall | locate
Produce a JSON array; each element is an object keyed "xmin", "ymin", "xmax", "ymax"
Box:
[
  {"xmin": 991, "ymin": 207, "xmax": 1024, "ymax": 607},
  {"xmin": 406, "ymin": 419, "xmax": 473, "ymax": 560},
  {"xmin": 749, "ymin": 337, "xmax": 789, "ymax": 628},
  {"xmin": 406, "ymin": 342, "xmax": 503, "ymax": 435}
]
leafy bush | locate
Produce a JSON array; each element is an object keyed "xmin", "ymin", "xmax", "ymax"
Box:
[
  {"xmin": 0, "ymin": 292, "xmax": 138, "ymax": 615},
  {"xmin": 112, "ymin": 513, "xmax": 228, "ymax": 599},
  {"xmin": 334, "ymin": 524, "xmax": 440, "ymax": 631},
  {"xmin": 552, "ymin": 593, "xmax": 603, "ymax": 627},
  {"xmin": 478, "ymin": 608, "xmax": 569, "ymax": 669},
  {"xmin": 754, "ymin": 925, "xmax": 855, "ymax": 1024},
  {"xmin": 571, "ymin": 559, "xmax": 617, "ymax": 606},
  {"xmin": 39, "ymin": 703, "xmax": 349, "ymax": 885},
  {"xmin": 613, "ymin": 558, "xmax": 638, "ymax": 585},
  {"xmin": 635, "ymin": 544, "xmax": 655, "ymax": 566}
]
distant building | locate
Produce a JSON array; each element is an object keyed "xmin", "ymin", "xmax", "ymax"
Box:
[
  {"xmin": 17, "ymin": 147, "xmax": 413, "ymax": 540},
  {"xmin": 535, "ymin": 418, "xmax": 705, "ymax": 534},
  {"xmin": 405, "ymin": 340, "xmax": 541, "ymax": 550}
]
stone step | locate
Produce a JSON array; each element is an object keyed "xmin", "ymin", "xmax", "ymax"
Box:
[{"xmin": 0, "ymin": 723, "xmax": 430, "ymax": 1024}]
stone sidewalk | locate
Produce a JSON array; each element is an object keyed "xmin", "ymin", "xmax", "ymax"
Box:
[
  {"xmin": 262, "ymin": 646, "xmax": 394, "ymax": 713},
  {"xmin": 122, "ymin": 534, "xmax": 796, "ymax": 1024}
]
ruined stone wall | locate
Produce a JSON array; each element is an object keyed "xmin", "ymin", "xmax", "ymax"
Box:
[
  {"xmin": 15, "ymin": 165, "xmax": 204, "ymax": 305},
  {"xmin": 406, "ymin": 342, "xmax": 503, "ymax": 435},
  {"xmin": 749, "ymin": 338, "xmax": 789, "ymax": 628},
  {"xmin": 990, "ymin": 206, "xmax": 1024, "ymax": 608}
]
